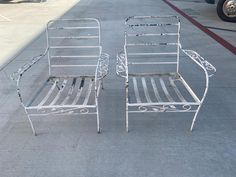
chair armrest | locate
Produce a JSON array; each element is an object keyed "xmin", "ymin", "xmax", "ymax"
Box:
[
  {"xmin": 10, "ymin": 48, "xmax": 48, "ymax": 104},
  {"xmin": 95, "ymin": 53, "xmax": 109, "ymax": 80},
  {"xmin": 182, "ymin": 49, "xmax": 216, "ymax": 77},
  {"xmin": 10, "ymin": 48, "xmax": 48, "ymax": 82},
  {"xmin": 181, "ymin": 49, "xmax": 216, "ymax": 103},
  {"xmin": 116, "ymin": 52, "xmax": 128, "ymax": 78}
]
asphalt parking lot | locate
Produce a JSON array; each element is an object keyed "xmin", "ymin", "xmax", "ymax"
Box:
[
  {"xmin": 168, "ymin": 0, "xmax": 236, "ymax": 52},
  {"xmin": 0, "ymin": 0, "xmax": 235, "ymax": 177}
]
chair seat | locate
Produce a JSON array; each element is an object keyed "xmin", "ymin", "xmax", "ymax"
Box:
[
  {"xmin": 26, "ymin": 77, "xmax": 96, "ymax": 109},
  {"xmin": 128, "ymin": 73, "xmax": 200, "ymax": 106}
]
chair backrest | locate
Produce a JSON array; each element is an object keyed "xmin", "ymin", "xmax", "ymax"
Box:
[
  {"xmin": 125, "ymin": 16, "xmax": 180, "ymax": 74},
  {"xmin": 46, "ymin": 18, "xmax": 101, "ymax": 77}
]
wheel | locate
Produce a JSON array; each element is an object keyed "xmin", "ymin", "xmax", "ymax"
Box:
[{"xmin": 217, "ymin": 0, "xmax": 236, "ymax": 22}]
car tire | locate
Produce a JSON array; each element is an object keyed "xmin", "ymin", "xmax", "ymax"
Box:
[{"xmin": 217, "ymin": 0, "xmax": 236, "ymax": 22}]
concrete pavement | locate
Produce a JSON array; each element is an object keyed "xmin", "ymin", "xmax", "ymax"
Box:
[{"xmin": 0, "ymin": 0, "xmax": 235, "ymax": 177}]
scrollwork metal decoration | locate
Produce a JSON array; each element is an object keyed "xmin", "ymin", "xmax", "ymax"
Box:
[
  {"xmin": 96, "ymin": 53, "xmax": 109, "ymax": 80},
  {"xmin": 116, "ymin": 52, "xmax": 128, "ymax": 78},
  {"xmin": 183, "ymin": 50, "xmax": 216, "ymax": 77},
  {"xmin": 28, "ymin": 107, "xmax": 96, "ymax": 116},
  {"xmin": 135, "ymin": 104, "xmax": 192, "ymax": 113}
]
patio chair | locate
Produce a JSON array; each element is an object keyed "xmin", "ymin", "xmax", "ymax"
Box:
[
  {"xmin": 116, "ymin": 16, "xmax": 216, "ymax": 132},
  {"xmin": 11, "ymin": 18, "xmax": 109, "ymax": 135}
]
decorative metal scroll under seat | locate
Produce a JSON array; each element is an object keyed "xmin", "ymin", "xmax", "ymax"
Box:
[
  {"xmin": 11, "ymin": 18, "xmax": 109, "ymax": 135},
  {"xmin": 116, "ymin": 16, "xmax": 216, "ymax": 132}
]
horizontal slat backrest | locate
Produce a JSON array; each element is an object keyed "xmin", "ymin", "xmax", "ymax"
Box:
[
  {"xmin": 46, "ymin": 18, "xmax": 101, "ymax": 77},
  {"xmin": 125, "ymin": 16, "xmax": 180, "ymax": 74}
]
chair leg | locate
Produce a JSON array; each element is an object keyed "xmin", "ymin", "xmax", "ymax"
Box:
[
  {"xmin": 190, "ymin": 105, "xmax": 201, "ymax": 131},
  {"xmin": 125, "ymin": 81, "xmax": 129, "ymax": 132},
  {"xmin": 25, "ymin": 110, "xmax": 37, "ymax": 136},
  {"xmin": 101, "ymin": 79, "xmax": 104, "ymax": 90},
  {"xmin": 96, "ymin": 113, "xmax": 100, "ymax": 133},
  {"xmin": 95, "ymin": 98, "xmax": 100, "ymax": 133},
  {"xmin": 126, "ymin": 104, "xmax": 129, "ymax": 132}
]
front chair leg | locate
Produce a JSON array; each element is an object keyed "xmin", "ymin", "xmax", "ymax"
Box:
[
  {"xmin": 97, "ymin": 113, "xmax": 101, "ymax": 134},
  {"xmin": 125, "ymin": 81, "xmax": 129, "ymax": 132},
  {"xmin": 95, "ymin": 97, "xmax": 101, "ymax": 133},
  {"xmin": 26, "ymin": 113, "xmax": 37, "ymax": 136},
  {"xmin": 190, "ymin": 105, "xmax": 202, "ymax": 131},
  {"xmin": 126, "ymin": 107, "xmax": 129, "ymax": 132}
]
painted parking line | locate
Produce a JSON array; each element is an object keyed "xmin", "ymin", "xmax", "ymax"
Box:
[
  {"xmin": 204, "ymin": 26, "xmax": 236, "ymax": 33},
  {"xmin": 163, "ymin": 0, "xmax": 236, "ymax": 55}
]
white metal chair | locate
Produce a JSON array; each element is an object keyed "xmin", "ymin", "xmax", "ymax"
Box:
[
  {"xmin": 116, "ymin": 16, "xmax": 216, "ymax": 132},
  {"xmin": 11, "ymin": 18, "xmax": 109, "ymax": 135}
]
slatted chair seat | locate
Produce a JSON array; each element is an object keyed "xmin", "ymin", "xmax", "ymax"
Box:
[
  {"xmin": 11, "ymin": 18, "xmax": 109, "ymax": 135},
  {"xmin": 128, "ymin": 74, "xmax": 199, "ymax": 106},
  {"xmin": 26, "ymin": 77, "xmax": 97, "ymax": 110}
]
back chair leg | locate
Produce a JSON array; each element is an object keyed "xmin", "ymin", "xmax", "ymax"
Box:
[{"xmin": 101, "ymin": 79, "xmax": 104, "ymax": 90}]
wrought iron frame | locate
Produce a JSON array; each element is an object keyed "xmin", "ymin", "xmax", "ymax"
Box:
[
  {"xmin": 11, "ymin": 18, "xmax": 109, "ymax": 135},
  {"xmin": 117, "ymin": 16, "xmax": 216, "ymax": 132}
]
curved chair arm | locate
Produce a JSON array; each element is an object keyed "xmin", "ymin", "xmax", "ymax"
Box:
[
  {"xmin": 95, "ymin": 53, "xmax": 109, "ymax": 80},
  {"xmin": 10, "ymin": 48, "xmax": 48, "ymax": 104},
  {"xmin": 116, "ymin": 52, "xmax": 128, "ymax": 79},
  {"xmin": 182, "ymin": 49, "xmax": 216, "ymax": 78},
  {"xmin": 181, "ymin": 49, "xmax": 216, "ymax": 103}
]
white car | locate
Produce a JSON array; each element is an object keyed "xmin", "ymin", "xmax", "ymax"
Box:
[{"xmin": 206, "ymin": 0, "xmax": 236, "ymax": 22}]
